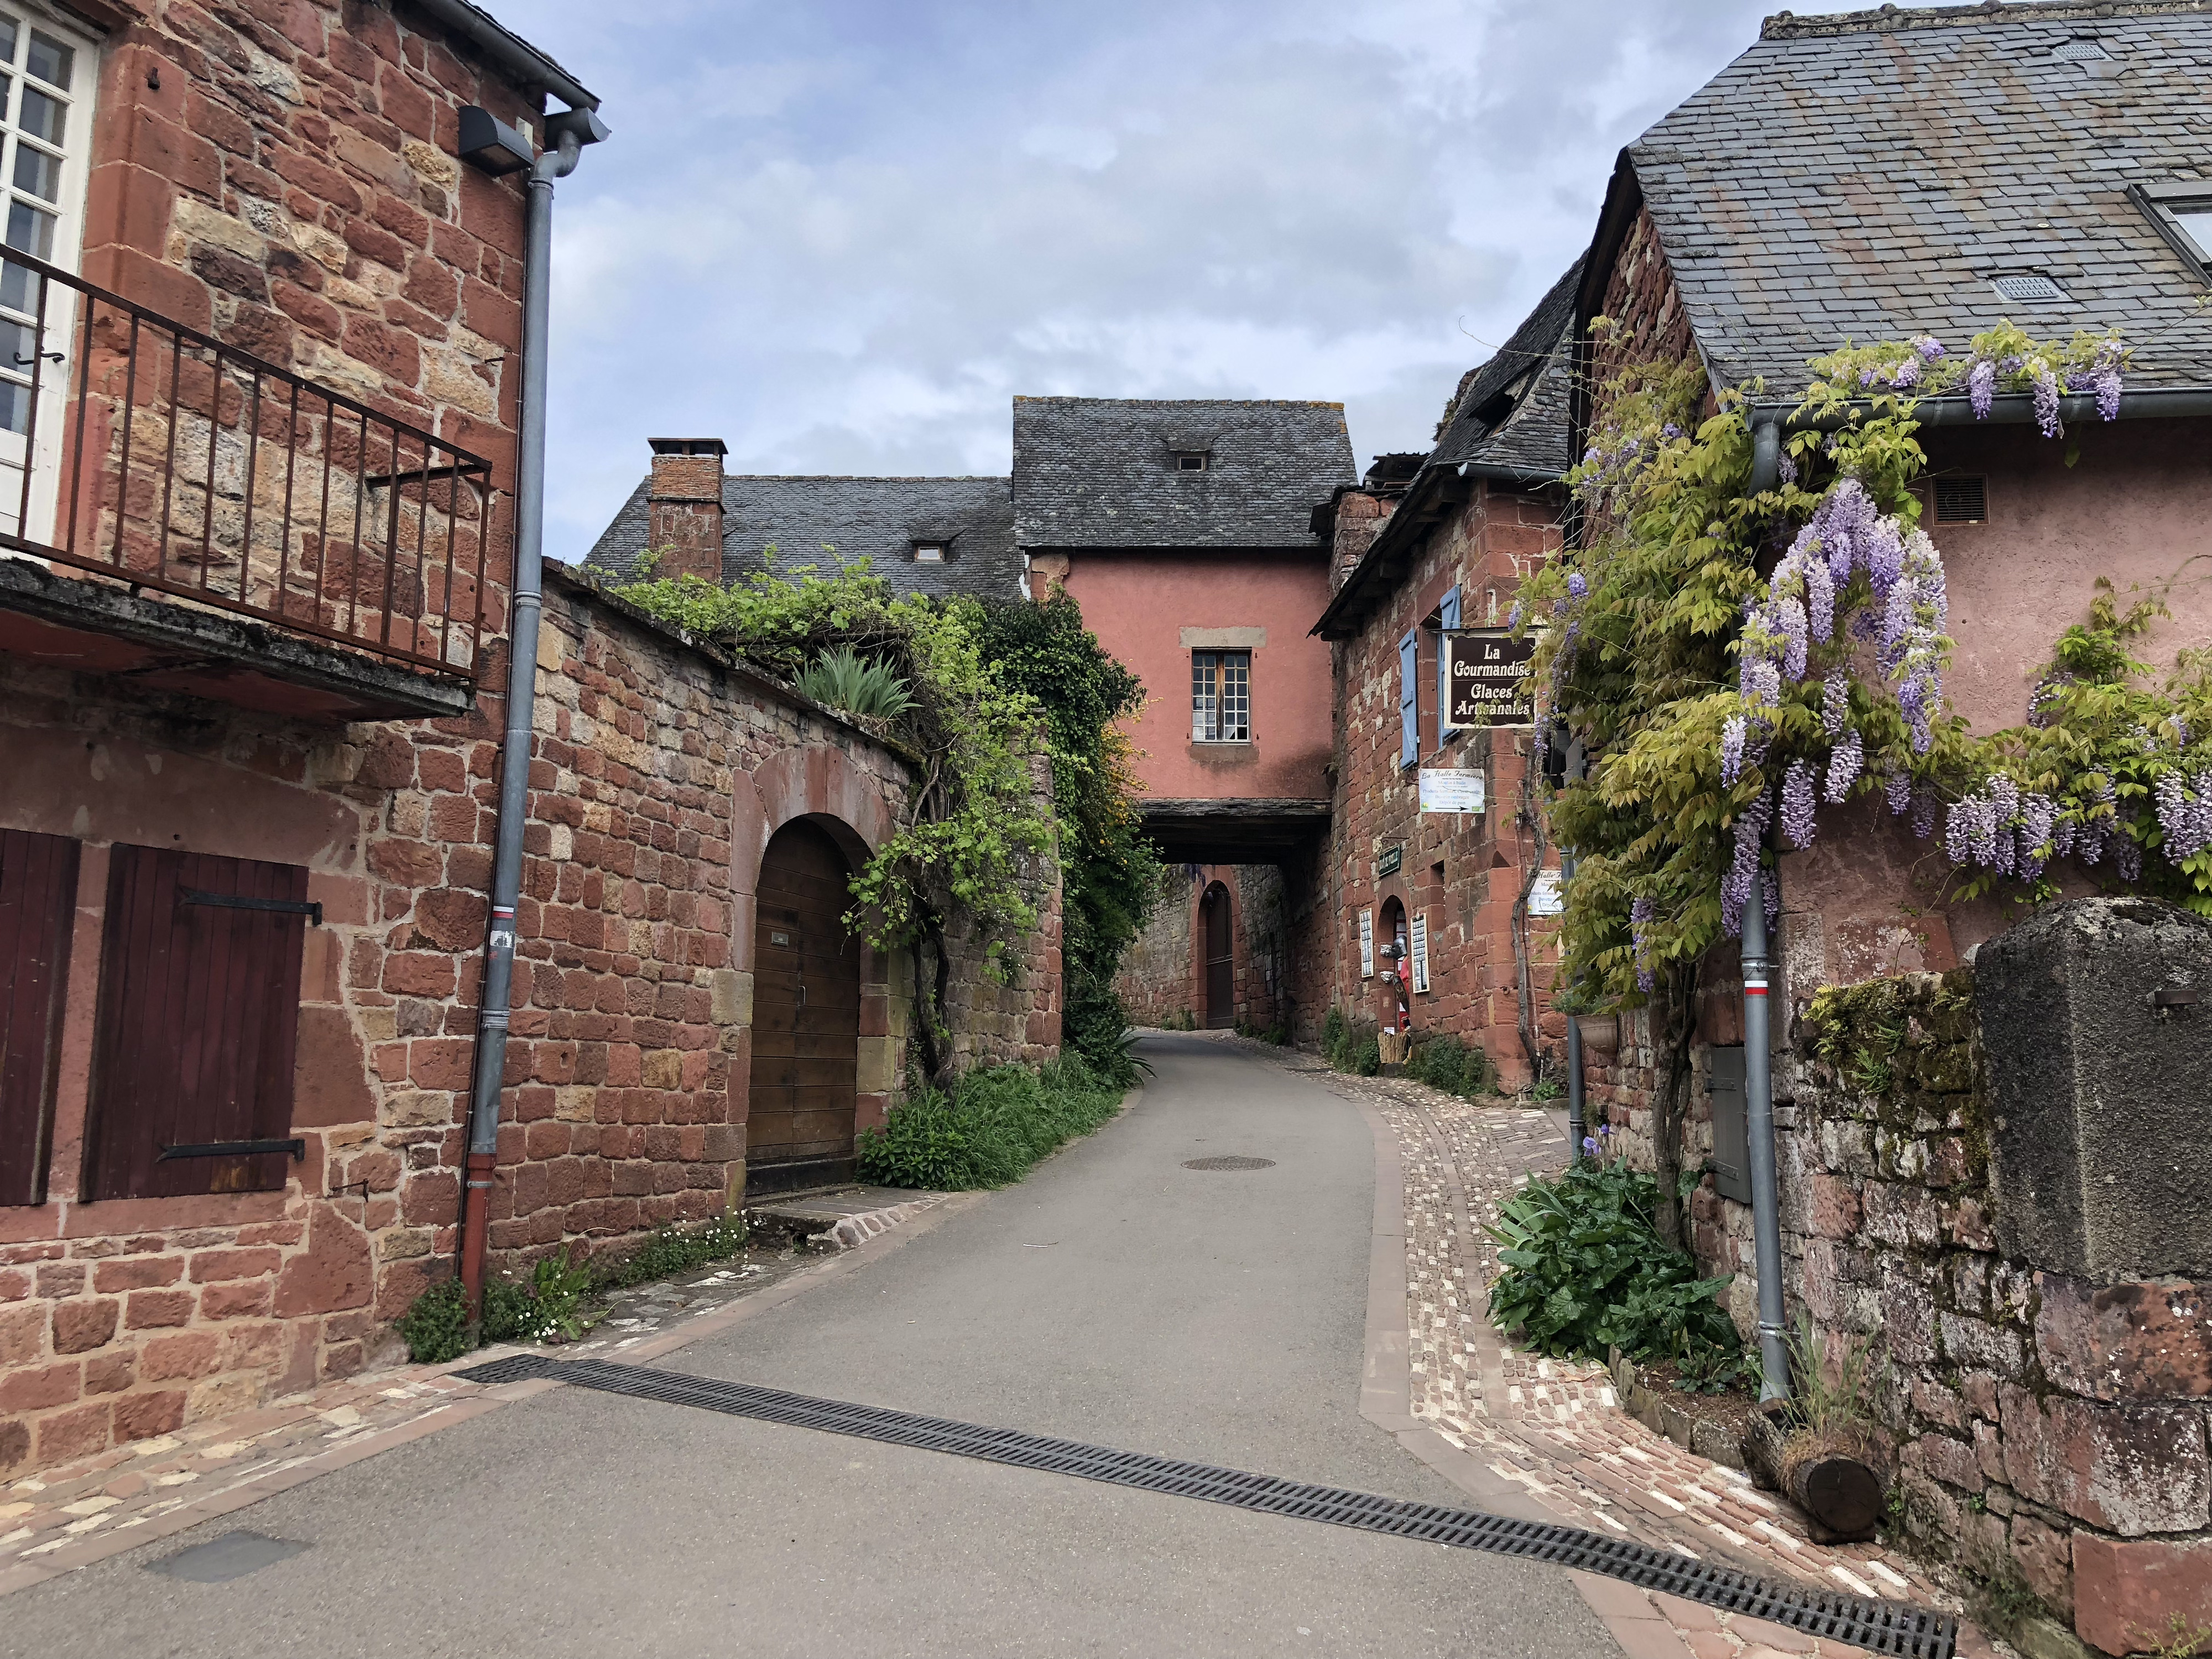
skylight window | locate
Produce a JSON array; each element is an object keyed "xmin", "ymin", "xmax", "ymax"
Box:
[
  {"xmin": 1991, "ymin": 273, "xmax": 2065, "ymax": 302},
  {"xmin": 912, "ymin": 542, "xmax": 946, "ymax": 562},
  {"xmin": 2051, "ymin": 36, "xmax": 2111, "ymax": 61},
  {"xmin": 2134, "ymin": 181, "xmax": 2212, "ymax": 275}
]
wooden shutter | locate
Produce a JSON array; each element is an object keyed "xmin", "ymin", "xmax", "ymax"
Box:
[
  {"xmin": 1398, "ymin": 631, "xmax": 1419, "ymax": 768},
  {"xmin": 0, "ymin": 830, "xmax": 79, "ymax": 1207},
  {"xmin": 1436, "ymin": 585, "xmax": 1461, "ymax": 737},
  {"xmin": 84, "ymin": 846, "xmax": 311, "ymax": 1201}
]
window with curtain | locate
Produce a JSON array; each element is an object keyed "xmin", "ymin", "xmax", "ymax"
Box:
[{"xmin": 1191, "ymin": 650, "xmax": 1250, "ymax": 742}]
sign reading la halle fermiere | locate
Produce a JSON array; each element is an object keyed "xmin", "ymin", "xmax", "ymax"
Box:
[{"xmin": 1444, "ymin": 629, "xmax": 1537, "ymax": 728}]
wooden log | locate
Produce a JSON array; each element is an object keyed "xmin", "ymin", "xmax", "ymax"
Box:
[{"xmin": 1740, "ymin": 1401, "xmax": 1889, "ymax": 1543}]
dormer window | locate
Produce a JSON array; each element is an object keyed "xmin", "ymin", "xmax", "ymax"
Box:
[
  {"xmin": 2134, "ymin": 181, "xmax": 2212, "ymax": 275},
  {"xmin": 1172, "ymin": 451, "xmax": 1209, "ymax": 472},
  {"xmin": 912, "ymin": 542, "xmax": 946, "ymax": 563}
]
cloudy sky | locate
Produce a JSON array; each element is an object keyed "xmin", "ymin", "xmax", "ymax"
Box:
[{"xmin": 514, "ymin": 1, "xmax": 1834, "ymax": 562}]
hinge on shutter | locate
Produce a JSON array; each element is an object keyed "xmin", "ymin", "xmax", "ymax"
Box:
[
  {"xmin": 177, "ymin": 888, "xmax": 322, "ymax": 926},
  {"xmin": 159, "ymin": 1139, "xmax": 307, "ymax": 1162}
]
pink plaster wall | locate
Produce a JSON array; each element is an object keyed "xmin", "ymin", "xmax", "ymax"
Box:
[
  {"xmin": 1060, "ymin": 550, "xmax": 1333, "ymax": 801},
  {"xmin": 1925, "ymin": 419, "xmax": 2212, "ymax": 737}
]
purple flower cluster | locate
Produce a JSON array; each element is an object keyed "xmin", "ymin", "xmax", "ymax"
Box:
[
  {"xmin": 2154, "ymin": 769, "xmax": 2212, "ymax": 863},
  {"xmin": 1911, "ymin": 785, "xmax": 1939, "ymax": 840},
  {"xmin": 1943, "ymin": 775, "xmax": 2060, "ymax": 878},
  {"xmin": 1822, "ymin": 671, "xmax": 1850, "ymax": 738},
  {"xmin": 1969, "ymin": 360, "xmax": 1997, "ymax": 419},
  {"xmin": 2063, "ymin": 337, "xmax": 2126, "ymax": 422},
  {"xmin": 1721, "ymin": 787, "xmax": 1774, "ymax": 938},
  {"xmin": 1777, "ymin": 451, "xmax": 1798, "ymax": 486},
  {"xmin": 1885, "ymin": 771, "xmax": 1913, "ymax": 815},
  {"xmin": 1629, "ymin": 896, "xmax": 1656, "ymax": 993},
  {"xmin": 2032, "ymin": 363, "xmax": 2062, "ymax": 439},
  {"xmin": 1720, "ymin": 714, "xmax": 1749, "ymax": 788},
  {"xmin": 1568, "ymin": 570, "xmax": 1589, "ymax": 600},
  {"xmin": 1781, "ymin": 759, "xmax": 1819, "ymax": 849},
  {"xmin": 1825, "ymin": 731, "xmax": 1865, "ymax": 802}
]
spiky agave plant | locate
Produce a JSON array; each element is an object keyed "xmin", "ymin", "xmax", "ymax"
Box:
[{"xmin": 796, "ymin": 644, "xmax": 916, "ymax": 721}]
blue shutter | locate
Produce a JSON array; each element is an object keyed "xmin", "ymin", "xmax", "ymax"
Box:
[
  {"xmin": 1437, "ymin": 585, "xmax": 1462, "ymax": 737},
  {"xmin": 1399, "ymin": 630, "xmax": 1419, "ymax": 768}
]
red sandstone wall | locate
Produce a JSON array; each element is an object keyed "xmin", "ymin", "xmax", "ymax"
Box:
[
  {"xmin": 1061, "ymin": 550, "xmax": 1334, "ymax": 804},
  {"xmin": 1293, "ymin": 481, "xmax": 1569, "ymax": 1086},
  {"xmin": 1589, "ymin": 202, "xmax": 1696, "ymax": 415}
]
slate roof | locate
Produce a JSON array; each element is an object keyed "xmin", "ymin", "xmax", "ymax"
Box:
[
  {"xmin": 1013, "ymin": 397, "xmax": 1355, "ymax": 551},
  {"xmin": 1431, "ymin": 260, "xmax": 1582, "ymax": 479},
  {"xmin": 582, "ymin": 474, "xmax": 1024, "ymax": 603},
  {"xmin": 1625, "ymin": 0, "xmax": 2212, "ymax": 398}
]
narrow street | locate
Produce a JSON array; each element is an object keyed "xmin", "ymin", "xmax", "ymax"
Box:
[{"xmin": 0, "ymin": 1036, "xmax": 1619, "ymax": 1659}]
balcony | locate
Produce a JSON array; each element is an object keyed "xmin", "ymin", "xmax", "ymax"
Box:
[{"xmin": 0, "ymin": 250, "xmax": 498, "ymax": 722}]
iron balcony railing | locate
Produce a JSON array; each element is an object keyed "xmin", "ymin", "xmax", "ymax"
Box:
[{"xmin": 0, "ymin": 247, "xmax": 499, "ymax": 681}]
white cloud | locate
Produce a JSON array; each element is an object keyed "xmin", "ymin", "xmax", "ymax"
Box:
[{"xmin": 513, "ymin": 0, "xmax": 1859, "ymax": 559}]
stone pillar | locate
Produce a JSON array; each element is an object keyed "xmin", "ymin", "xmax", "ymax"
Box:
[{"xmin": 646, "ymin": 437, "xmax": 727, "ymax": 583}]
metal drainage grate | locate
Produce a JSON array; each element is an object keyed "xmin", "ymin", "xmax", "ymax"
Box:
[
  {"xmin": 453, "ymin": 1354, "xmax": 1954, "ymax": 1658},
  {"xmin": 1182, "ymin": 1156, "xmax": 1275, "ymax": 1171}
]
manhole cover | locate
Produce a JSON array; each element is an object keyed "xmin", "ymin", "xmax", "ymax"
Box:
[
  {"xmin": 148, "ymin": 1530, "xmax": 306, "ymax": 1583},
  {"xmin": 1182, "ymin": 1156, "xmax": 1275, "ymax": 1171}
]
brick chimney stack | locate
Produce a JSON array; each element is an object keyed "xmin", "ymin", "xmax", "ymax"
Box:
[{"xmin": 646, "ymin": 438, "xmax": 727, "ymax": 582}]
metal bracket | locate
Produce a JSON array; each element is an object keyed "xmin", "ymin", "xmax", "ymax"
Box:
[
  {"xmin": 2152, "ymin": 986, "xmax": 2201, "ymax": 1010},
  {"xmin": 159, "ymin": 1139, "xmax": 306, "ymax": 1162},
  {"xmin": 178, "ymin": 888, "xmax": 322, "ymax": 926}
]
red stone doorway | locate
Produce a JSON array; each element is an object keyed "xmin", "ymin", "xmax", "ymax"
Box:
[{"xmin": 747, "ymin": 820, "xmax": 862, "ymax": 1193}]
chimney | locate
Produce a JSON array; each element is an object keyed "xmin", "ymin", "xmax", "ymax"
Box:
[{"xmin": 645, "ymin": 438, "xmax": 727, "ymax": 583}]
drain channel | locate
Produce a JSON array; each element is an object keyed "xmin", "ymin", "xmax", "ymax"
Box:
[{"xmin": 457, "ymin": 1353, "xmax": 1954, "ymax": 1658}]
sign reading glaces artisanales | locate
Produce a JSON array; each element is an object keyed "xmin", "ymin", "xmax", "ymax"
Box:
[{"xmin": 1443, "ymin": 629, "xmax": 1538, "ymax": 729}]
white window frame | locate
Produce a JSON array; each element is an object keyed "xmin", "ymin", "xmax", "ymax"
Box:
[{"xmin": 0, "ymin": 3, "xmax": 97, "ymax": 550}]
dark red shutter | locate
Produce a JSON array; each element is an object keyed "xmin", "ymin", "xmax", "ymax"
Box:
[
  {"xmin": 85, "ymin": 846, "xmax": 310, "ymax": 1201},
  {"xmin": 0, "ymin": 830, "xmax": 80, "ymax": 1207}
]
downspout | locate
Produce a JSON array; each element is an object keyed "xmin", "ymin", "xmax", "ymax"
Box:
[
  {"xmin": 1741, "ymin": 828, "xmax": 1788, "ymax": 1400},
  {"xmin": 459, "ymin": 113, "xmax": 606, "ymax": 1313}
]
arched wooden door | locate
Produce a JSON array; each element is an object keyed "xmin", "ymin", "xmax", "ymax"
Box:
[
  {"xmin": 747, "ymin": 820, "xmax": 860, "ymax": 1193},
  {"xmin": 1202, "ymin": 883, "xmax": 1234, "ymax": 1029}
]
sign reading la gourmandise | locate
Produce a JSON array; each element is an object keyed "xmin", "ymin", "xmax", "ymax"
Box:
[{"xmin": 1443, "ymin": 629, "xmax": 1538, "ymax": 729}]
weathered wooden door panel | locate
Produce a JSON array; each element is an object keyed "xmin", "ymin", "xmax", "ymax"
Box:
[
  {"xmin": 84, "ymin": 845, "xmax": 309, "ymax": 1201},
  {"xmin": 1204, "ymin": 886, "xmax": 1234, "ymax": 1029},
  {"xmin": 0, "ymin": 828, "xmax": 79, "ymax": 1207},
  {"xmin": 747, "ymin": 820, "xmax": 859, "ymax": 1185}
]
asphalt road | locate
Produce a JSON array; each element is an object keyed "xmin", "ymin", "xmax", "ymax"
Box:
[{"xmin": 1, "ymin": 1033, "xmax": 1619, "ymax": 1658}]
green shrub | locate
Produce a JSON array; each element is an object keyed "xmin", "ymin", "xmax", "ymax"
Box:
[
  {"xmin": 859, "ymin": 1056, "xmax": 1123, "ymax": 1190},
  {"xmin": 1486, "ymin": 1156, "xmax": 1752, "ymax": 1390},
  {"xmin": 1064, "ymin": 987, "xmax": 1149, "ymax": 1084},
  {"xmin": 1161, "ymin": 1008, "xmax": 1196, "ymax": 1031},
  {"xmin": 397, "ymin": 1279, "xmax": 473, "ymax": 1364},
  {"xmin": 1353, "ymin": 1030, "xmax": 1381, "ymax": 1075},
  {"xmin": 1321, "ymin": 1006, "xmax": 1349, "ymax": 1066},
  {"xmin": 596, "ymin": 1212, "xmax": 749, "ymax": 1292},
  {"xmin": 479, "ymin": 1276, "xmax": 535, "ymax": 1343},
  {"xmin": 1406, "ymin": 1034, "xmax": 1498, "ymax": 1099}
]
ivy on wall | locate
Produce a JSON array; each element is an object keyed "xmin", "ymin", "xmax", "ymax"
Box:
[{"xmin": 1521, "ymin": 320, "xmax": 2209, "ymax": 1234}]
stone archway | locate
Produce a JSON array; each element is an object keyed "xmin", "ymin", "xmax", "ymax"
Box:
[{"xmin": 729, "ymin": 747, "xmax": 897, "ymax": 1196}]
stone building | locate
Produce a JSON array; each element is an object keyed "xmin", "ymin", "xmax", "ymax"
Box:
[
  {"xmin": 1305, "ymin": 265, "xmax": 1579, "ymax": 1084},
  {"xmin": 0, "ymin": 0, "xmax": 1053, "ymax": 1483},
  {"xmin": 583, "ymin": 438, "xmax": 1027, "ymax": 604},
  {"xmin": 1013, "ymin": 396, "xmax": 1353, "ymax": 1034}
]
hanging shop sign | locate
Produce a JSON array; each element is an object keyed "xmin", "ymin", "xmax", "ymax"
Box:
[
  {"xmin": 1376, "ymin": 845, "xmax": 1403, "ymax": 878},
  {"xmin": 1443, "ymin": 628, "xmax": 1538, "ymax": 729},
  {"xmin": 1409, "ymin": 913, "xmax": 1431, "ymax": 994},
  {"xmin": 1358, "ymin": 907, "xmax": 1375, "ymax": 977},
  {"xmin": 1527, "ymin": 870, "xmax": 1565, "ymax": 916},
  {"xmin": 1417, "ymin": 768, "xmax": 1486, "ymax": 815}
]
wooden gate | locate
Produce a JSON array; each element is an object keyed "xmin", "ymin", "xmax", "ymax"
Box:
[
  {"xmin": 1203, "ymin": 884, "xmax": 1234, "ymax": 1029},
  {"xmin": 747, "ymin": 820, "xmax": 860, "ymax": 1192}
]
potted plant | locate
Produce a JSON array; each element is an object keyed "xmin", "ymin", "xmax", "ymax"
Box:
[{"xmin": 1552, "ymin": 981, "xmax": 1619, "ymax": 1054}]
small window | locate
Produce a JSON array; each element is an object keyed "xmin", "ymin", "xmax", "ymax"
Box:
[
  {"xmin": 85, "ymin": 846, "xmax": 314, "ymax": 1201},
  {"xmin": 1192, "ymin": 650, "xmax": 1250, "ymax": 742},
  {"xmin": 2136, "ymin": 181, "xmax": 2212, "ymax": 272},
  {"xmin": 912, "ymin": 542, "xmax": 946, "ymax": 563},
  {"xmin": 1933, "ymin": 476, "xmax": 1987, "ymax": 524},
  {"xmin": 1172, "ymin": 451, "xmax": 1209, "ymax": 472},
  {"xmin": 1991, "ymin": 273, "xmax": 2065, "ymax": 302}
]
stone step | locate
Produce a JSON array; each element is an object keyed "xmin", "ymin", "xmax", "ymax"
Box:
[{"xmin": 745, "ymin": 1186, "xmax": 945, "ymax": 1251}]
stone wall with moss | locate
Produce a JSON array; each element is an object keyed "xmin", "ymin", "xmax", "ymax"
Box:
[{"xmin": 1695, "ymin": 967, "xmax": 2212, "ymax": 1659}]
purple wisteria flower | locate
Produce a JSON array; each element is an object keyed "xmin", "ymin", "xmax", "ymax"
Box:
[
  {"xmin": 1969, "ymin": 359, "xmax": 1997, "ymax": 419},
  {"xmin": 1662, "ymin": 423, "xmax": 1683, "ymax": 440},
  {"xmin": 1630, "ymin": 896, "xmax": 1656, "ymax": 993},
  {"xmin": 1822, "ymin": 671, "xmax": 1850, "ymax": 739},
  {"xmin": 1805, "ymin": 557, "xmax": 1835, "ymax": 644},
  {"xmin": 1776, "ymin": 597, "xmax": 1809, "ymax": 682},
  {"xmin": 1568, "ymin": 571, "xmax": 1589, "ymax": 600},
  {"xmin": 1911, "ymin": 785, "xmax": 1939, "ymax": 840},
  {"xmin": 2116, "ymin": 837, "xmax": 2144, "ymax": 883},
  {"xmin": 1508, "ymin": 601, "xmax": 1526, "ymax": 630},
  {"xmin": 1914, "ymin": 335, "xmax": 1946, "ymax": 361},
  {"xmin": 1781, "ymin": 759, "xmax": 1819, "ymax": 849},
  {"xmin": 1825, "ymin": 731, "xmax": 1865, "ymax": 803},
  {"xmin": 2154, "ymin": 769, "xmax": 2212, "ymax": 863},
  {"xmin": 1777, "ymin": 452, "xmax": 1798, "ymax": 486},
  {"xmin": 1886, "ymin": 771, "xmax": 1913, "ymax": 815},
  {"xmin": 1722, "ymin": 787, "xmax": 1775, "ymax": 938},
  {"xmin": 2032, "ymin": 363, "xmax": 2062, "ymax": 439},
  {"xmin": 1764, "ymin": 870, "xmax": 1780, "ymax": 927},
  {"xmin": 1720, "ymin": 714, "xmax": 1749, "ymax": 788}
]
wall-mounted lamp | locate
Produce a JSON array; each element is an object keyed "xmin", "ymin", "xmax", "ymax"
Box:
[{"xmin": 458, "ymin": 105, "xmax": 533, "ymax": 175}]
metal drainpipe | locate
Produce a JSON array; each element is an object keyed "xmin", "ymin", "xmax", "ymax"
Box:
[
  {"xmin": 458, "ymin": 126, "xmax": 587, "ymax": 1314},
  {"xmin": 1562, "ymin": 847, "xmax": 1584, "ymax": 1157},
  {"xmin": 1740, "ymin": 865, "xmax": 1789, "ymax": 1401}
]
